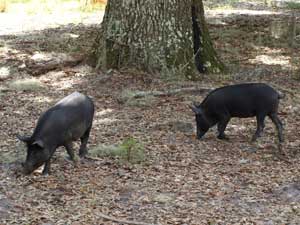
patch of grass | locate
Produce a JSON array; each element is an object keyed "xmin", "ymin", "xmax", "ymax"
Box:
[
  {"xmin": 9, "ymin": 78, "xmax": 44, "ymax": 92},
  {"xmin": 0, "ymin": 143, "xmax": 26, "ymax": 164},
  {"xmin": 126, "ymin": 95, "xmax": 156, "ymax": 108},
  {"xmin": 119, "ymin": 89, "xmax": 136, "ymax": 104},
  {"xmin": 89, "ymin": 137, "xmax": 145, "ymax": 164},
  {"xmin": 119, "ymin": 89, "xmax": 156, "ymax": 107},
  {"xmin": 0, "ymin": 152, "xmax": 25, "ymax": 164},
  {"xmin": 161, "ymin": 65, "xmax": 186, "ymax": 82},
  {"xmin": 284, "ymin": 1, "xmax": 300, "ymax": 9}
]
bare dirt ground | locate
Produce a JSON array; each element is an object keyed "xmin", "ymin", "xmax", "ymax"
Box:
[{"xmin": 1, "ymin": 5, "xmax": 300, "ymax": 225}]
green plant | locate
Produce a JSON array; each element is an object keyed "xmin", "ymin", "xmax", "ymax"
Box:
[
  {"xmin": 89, "ymin": 137, "xmax": 145, "ymax": 164},
  {"xmin": 285, "ymin": 1, "xmax": 300, "ymax": 9},
  {"xmin": 9, "ymin": 78, "xmax": 44, "ymax": 91},
  {"xmin": 160, "ymin": 65, "xmax": 185, "ymax": 82},
  {"xmin": 120, "ymin": 137, "xmax": 145, "ymax": 164}
]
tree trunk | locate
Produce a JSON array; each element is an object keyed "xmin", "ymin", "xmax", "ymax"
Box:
[{"xmin": 93, "ymin": 0, "xmax": 225, "ymax": 79}]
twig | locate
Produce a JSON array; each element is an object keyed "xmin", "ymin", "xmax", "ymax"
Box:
[
  {"xmin": 273, "ymin": 153, "xmax": 291, "ymax": 164},
  {"xmin": 98, "ymin": 212, "xmax": 158, "ymax": 225},
  {"xmin": 84, "ymin": 155, "xmax": 102, "ymax": 161},
  {"xmin": 191, "ymin": 159, "xmax": 221, "ymax": 166},
  {"xmin": 228, "ymin": 57, "xmax": 251, "ymax": 64}
]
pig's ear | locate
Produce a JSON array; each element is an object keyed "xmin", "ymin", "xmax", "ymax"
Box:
[
  {"xmin": 17, "ymin": 134, "xmax": 32, "ymax": 143},
  {"xmin": 32, "ymin": 139, "xmax": 44, "ymax": 149}
]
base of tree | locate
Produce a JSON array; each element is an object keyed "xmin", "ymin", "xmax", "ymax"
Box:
[{"xmin": 93, "ymin": 0, "xmax": 226, "ymax": 79}]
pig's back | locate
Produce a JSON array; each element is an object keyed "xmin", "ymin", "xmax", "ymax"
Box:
[
  {"xmin": 32, "ymin": 92, "xmax": 94, "ymax": 143},
  {"xmin": 203, "ymin": 83, "xmax": 279, "ymax": 117}
]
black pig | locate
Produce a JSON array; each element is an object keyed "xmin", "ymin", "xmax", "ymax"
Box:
[
  {"xmin": 17, "ymin": 92, "xmax": 94, "ymax": 175},
  {"xmin": 190, "ymin": 83, "xmax": 283, "ymax": 142}
]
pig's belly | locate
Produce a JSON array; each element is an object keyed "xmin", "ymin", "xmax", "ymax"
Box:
[{"xmin": 67, "ymin": 123, "xmax": 87, "ymax": 141}]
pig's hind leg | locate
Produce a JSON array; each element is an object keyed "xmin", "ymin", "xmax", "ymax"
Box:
[
  {"xmin": 42, "ymin": 159, "xmax": 51, "ymax": 175},
  {"xmin": 252, "ymin": 114, "xmax": 266, "ymax": 142},
  {"xmin": 79, "ymin": 127, "xmax": 92, "ymax": 158},
  {"xmin": 64, "ymin": 142, "xmax": 75, "ymax": 161},
  {"xmin": 269, "ymin": 113, "xmax": 284, "ymax": 143}
]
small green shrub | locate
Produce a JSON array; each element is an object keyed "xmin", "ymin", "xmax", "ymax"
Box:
[
  {"xmin": 120, "ymin": 137, "xmax": 145, "ymax": 164},
  {"xmin": 9, "ymin": 78, "xmax": 44, "ymax": 91},
  {"xmin": 118, "ymin": 89, "xmax": 136, "ymax": 104},
  {"xmin": 285, "ymin": 1, "xmax": 300, "ymax": 9},
  {"xmin": 89, "ymin": 137, "xmax": 145, "ymax": 164},
  {"xmin": 89, "ymin": 144, "xmax": 125, "ymax": 158},
  {"xmin": 160, "ymin": 65, "xmax": 185, "ymax": 82}
]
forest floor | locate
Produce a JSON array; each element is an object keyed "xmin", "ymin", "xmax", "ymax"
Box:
[{"xmin": 1, "ymin": 3, "xmax": 300, "ymax": 225}]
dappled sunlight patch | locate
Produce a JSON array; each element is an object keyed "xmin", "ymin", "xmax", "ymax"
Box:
[
  {"xmin": 96, "ymin": 108, "xmax": 113, "ymax": 116},
  {"xmin": 206, "ymin": 9, "xmax": 280, "ymax": 18},
  {"xmin": 95, "ymin": 117, "xmax": 119, "ymax": 125},
  {"xmin": 250, "ymin": 54, "xmax": 291, "ymax": 68},
  {"xmin": 5, "ymin": 0, "xmax": 104, "ymax": 15},
  {"xmin": 0, "ymin": 66, "xmax": 10, "ymax": 80},
  {"xmin": 94, "ymin": 109, "xmax": 119, "ymax": 126},
  {"xmin": 30, "ymin": 52, "xmax": 51, "ymax": 61},
  {"xmin": 70, "ymin": 65, "xmax": 96, "ymax": 77},
  {"xmin": 64, "ymin": 33, "xmax": 79, "ymax": 39},
  {"xmin": 31, "ymin": 95, "xmax": 53, "ymax": 104}
]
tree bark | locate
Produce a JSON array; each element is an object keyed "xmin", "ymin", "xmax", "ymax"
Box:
[{"xmin": 93, "ymin": 0, "xmax": 225, "ymax": 79}]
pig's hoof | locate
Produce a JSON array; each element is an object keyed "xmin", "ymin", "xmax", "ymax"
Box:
[
  {"xmin": 42, "ymin": 170, "xmax": 50, "ymax": 176},
  {"xmin": 217, "ymin": 134, "xmax": 229, "ymax": 140},
  {"xmin": 64, "ymin": 156, "xmax": 73, "ymax": 161}
]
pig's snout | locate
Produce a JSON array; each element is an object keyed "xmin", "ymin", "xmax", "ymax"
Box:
[{"xmin": 22, "ymin": 162, "xmax": 34, "ymax": 175}]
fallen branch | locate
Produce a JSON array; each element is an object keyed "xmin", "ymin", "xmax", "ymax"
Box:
[
  {"xmin": 98, "ymin": 212, "xmax": 158, "ymax": 225},
  {"xmin": 25, "ymin": 53, "xmax": 84, "ymax": 76},
  {"xmin": 228, "ymin": 57, "xmax": 251, "ymax": 64}
]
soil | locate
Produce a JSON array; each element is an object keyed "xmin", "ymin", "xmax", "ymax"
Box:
[{"xmin": 1, "ymin": 4, "xmax": 300, "ymax": 225}]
